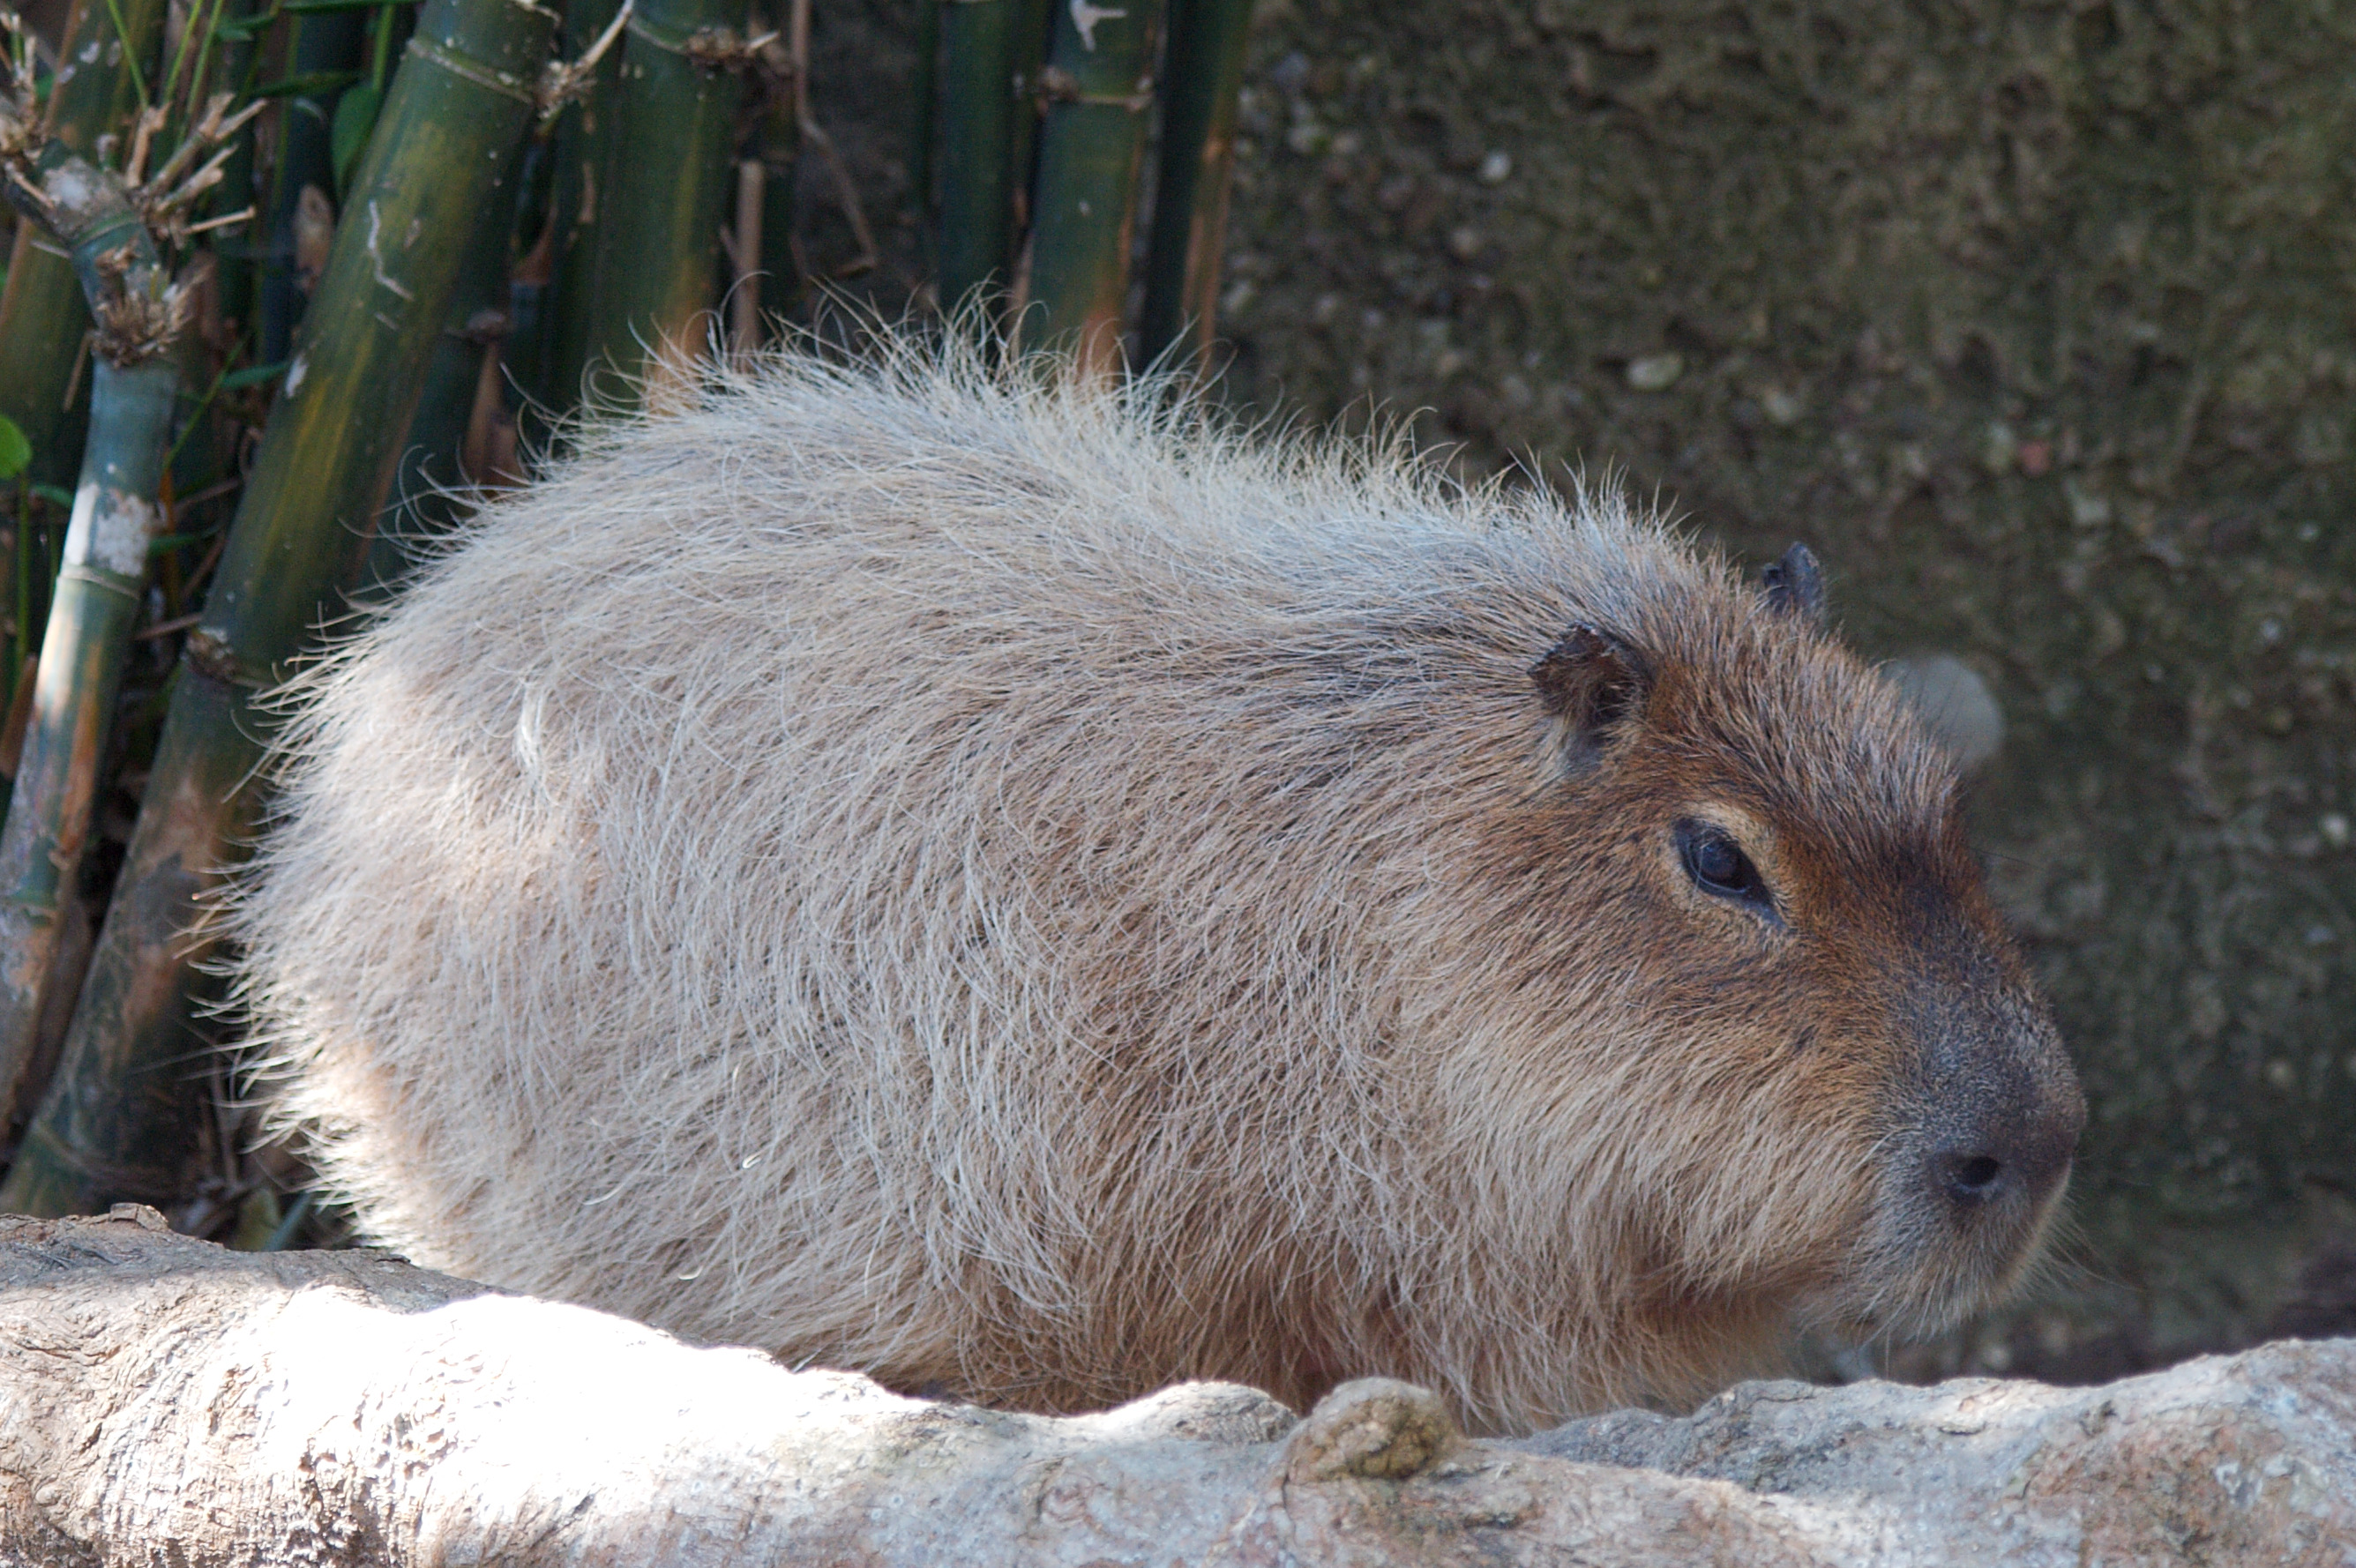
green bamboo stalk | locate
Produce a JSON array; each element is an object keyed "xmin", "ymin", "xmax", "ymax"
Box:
[
  {"xmin": 1021, "ymin": 0, "xmax": 1163, "ymax": 376},
  {"xmin": 933, "ymin": 0, "xmax": 1020, "ymax": 317},
  {"xmin": 0, "ymin": 358, "xmax": 175, "ymax": 1122},
  {"xmin": 1135, "ymin": 0, "xmax": 1251, "ymax": 370},
  {"xmin": 0, "ymin": 0, "xmax": 557, "ymax": 1217},
  {"xmin": 534, "ymin": 0, "xmax": 625, "ymax": 418},
  {"xmin": 752, "ymin": 106, "xmax": 799, "ymax": 336},
  {"xmin": 0, "ymin": 86, "xmax": 211, "ymax": 1114},
  {"xmin": 203, "ymin": 0, "xmax": 265, "ymax": 337},
  {"xmin": 256, "ymin": 9, "xmax": 368, "ymax": 363},
  {"xmin": 1003, "ymin": 0, "xmax": 1051, "ymax": 227},
  {"xmin": 582, "ymin": 0, "xmax": 752, "ymax": 395},
  {"xmin": 906, "ymin": 0, "xmax": 938, "ymax": 228},
  {"xmin": 0, "ymin": 0, "xmax": 171, "ymax": 489},
  {"xmin": 366, "ymin": 164, "xmax": 518, "ymax": 587}
]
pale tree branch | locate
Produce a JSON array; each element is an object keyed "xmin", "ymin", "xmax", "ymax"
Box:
[{"xmin": 0, "ymin": 1209, "xmax": 2350, "ymax": 1566}]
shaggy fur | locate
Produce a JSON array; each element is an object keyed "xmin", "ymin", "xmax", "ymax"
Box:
[{"xmin": 230, "ymin": 340, "xmax": 2081, "ymax": 1436}]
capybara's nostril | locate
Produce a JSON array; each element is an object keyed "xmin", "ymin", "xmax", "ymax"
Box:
[
  {"xmin": 1941, "ymin": 1152, "xmax": 2004, "ymax": 1206},
  {"xmin": 1932, "ymin": 1106, "xmax": 2077, "ymax": 1215}
]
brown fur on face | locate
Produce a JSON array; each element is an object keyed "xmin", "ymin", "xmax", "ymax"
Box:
[{"xmin": 228, "ymin": 337, "xmax": 2083, "ymax": 1437}]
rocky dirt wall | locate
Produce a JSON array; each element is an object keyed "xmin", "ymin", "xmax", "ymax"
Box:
[{"xmin": 1196, "ymin": 0, "xmax": 2356, "ymax": 1378}]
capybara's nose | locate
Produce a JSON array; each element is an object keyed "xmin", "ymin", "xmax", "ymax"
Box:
[{"xmin": 1928, "ymin": 1099, "xmax": 2081, "ymax": 1214}]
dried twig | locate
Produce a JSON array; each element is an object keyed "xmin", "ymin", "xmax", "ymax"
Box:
[{"xmin": 537, "ymin": 0, "xmax": 634, "ymax": 123}]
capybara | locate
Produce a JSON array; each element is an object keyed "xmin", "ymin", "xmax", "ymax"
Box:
[{"xmin": 230, "ymin": 340, "xmax": 2084, "ymax": 1436}]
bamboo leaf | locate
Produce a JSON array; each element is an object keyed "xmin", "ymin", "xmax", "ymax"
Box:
[
  {"xmin": 0, "ymin": 417, "xmax": 29, "ymax": 481},
  {"xmin": 210, "ymin": 8, "xmax": 280, "ymax": 41},
  {"xmin": 101, "ymin": 0, "xmax": 153, "ymax": 109},
  {"xmin": 284, "ymin": 0, "xmax": 415, "ymax": 11},
  {"xmin": 329, "ymin": 81, "xmax": 383, "ymax": 199},
  {"xmin": 218, "ymin": 358, "xmax": 289, "ymax": 390},
  {"xmin": 248, "ymin": 67, "xmax": 364, "ymax": 97},
  {"xmin": 145, "ymin": 526, "xmax": 226, "ymax": 556},
  {"xmin": 31, "ymin": 485, "xmax": 74, "ymax": 510}
]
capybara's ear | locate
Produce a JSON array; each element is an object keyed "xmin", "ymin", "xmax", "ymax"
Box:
[
  {"xmin": 1529, "ymin": 624, "xmax": 1647, "ymax": 765},
  {"xmin": 1760, "ymin": 541, "xmax": 1827, "ymax": 624}
]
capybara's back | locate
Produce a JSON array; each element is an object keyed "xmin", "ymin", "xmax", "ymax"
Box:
[{"xmin": 234, "ymin": 342, "xmax": 2082, "ymax": 1435}]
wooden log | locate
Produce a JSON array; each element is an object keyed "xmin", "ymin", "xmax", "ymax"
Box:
[{"xmin": 0, "ymin": 1208, "xmax": 2350, "ymax": 1565}]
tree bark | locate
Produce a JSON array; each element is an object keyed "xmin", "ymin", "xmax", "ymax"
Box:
[{"xmin": 1, "ymin": 1208, "xmax": 2351, "ymax": 1566}]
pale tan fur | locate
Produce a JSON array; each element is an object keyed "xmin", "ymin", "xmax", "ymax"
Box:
[{"xmin": 230, "ymin": 338, "xmax": 2059, "ymax": 1437}]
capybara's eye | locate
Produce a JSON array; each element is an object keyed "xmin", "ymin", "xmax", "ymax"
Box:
[{"xmin": 1676, "ymin": 820, "xmax": 1773, "ymax": 910}]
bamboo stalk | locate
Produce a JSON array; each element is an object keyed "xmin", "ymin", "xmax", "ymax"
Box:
[
  {"xmin": 0, "ymin": 0, "xmax": 559, "ymax": 1217},
  {"xmin": 0, "ymin": 73, "xmax": 240, "ymax": 1111},
  {"xmin": 732, "ymin": 9, "xmax": 798, "ymax": 346},
  {"xmin": 255, "ymin": 9, "xmax": 368, "ymax": 364},
  {"xmin": 1021, "ymin": 0, "xmax": 1163, "ymax": 376},
  {"xmin": 906, "ymin": 0, "xmax": 938, "ymax": 233},
  {"xmin": 933, "ymin": 0, "xmax": 1021, "ymax": 317},
  {"xmin": 582, "ymin": 0, "xmax": 753, "ymax": 399},
  {"xmin": 367, "ymin": 189, "xmax": 518, "ymax": 588},
  {"xmin": 0, "ymin": 358, "xmax": 176, "ymax": 1122},
  {"xmin": 1003, "ymin": 0, "xmax": 1051, "ymax": 228},
  {"xmin": 0, "ymin": 0, "xmax": 171, "ymax": 489},
  {"xmin": 533, "ymin": 0, "xmax": 625, "ymax": 419},
  {"xmin": 1136, "ymin": 0, "xmax": 1251, "ymax": 370},
  {"xmin": 727, "ymin": 153, "xmax": 762, "ymax": 355}
]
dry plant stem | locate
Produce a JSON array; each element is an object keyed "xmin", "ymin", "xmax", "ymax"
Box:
[
  {"xmin": 727, "ymin": 154, "xmax": 760, "ymax": 355},
  {"xmin": 0, "ymin": 0, "xmax": 168, "ymax": 488},
  {"xmin": 1137, "ymin": 0, "xmax": 1253, "ymax": 369},
  {"xmin": 582, "ymin": 0, "xmax": 751, "ymax": 400},
  {"xmin": 0, "ymin": 0, "xmax": 559, "ymax": 1218},
  {"xmin": 1, "ymin": 1207, "xmax": 2352, "ymax": 1566},
  {"xmin": 1021, "ymin": 0, "xmax": 1163, "ymax": 376},
  {"xmin": 933, "ymin": 0, "xmax": 1021, "ymax": 318},
  {"xmin": 780, "ymin": 0, "xmax": 874, "ymax": 278},
  {"xmin": 0, "ymin": 359, "xmax": 174, "ymax": 1124}
]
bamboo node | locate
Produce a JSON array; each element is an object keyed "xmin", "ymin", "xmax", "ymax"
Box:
[
  {"xmin": 181, "ymin": 628, "xmax": 264, "ymax": 689},
  {"xmin": 537, "ymin": 0, "xmax": 634, "ymax": 121},
  {"xmin": 684, "ymin": 26, "xmax": 775, "ymax": 73},
  {"xmin": 620, "ymin": 10, "xmax": 773, "ymax": 72},
  {"xmin": 404, "ymin": 34, "xmax": 541, "ymax": 108},
  {"xmin": 90, "ymin": 279, "xmax": 191, "ymax": 366},
  {"xmin": 1033, "ymin": 64, "xmax": 1153, "ymax": 110}
]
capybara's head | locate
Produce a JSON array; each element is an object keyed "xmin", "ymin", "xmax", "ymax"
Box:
[{"xmin": 1434, "ymin": 541, "xmax": 2082, "ymax": 1422}]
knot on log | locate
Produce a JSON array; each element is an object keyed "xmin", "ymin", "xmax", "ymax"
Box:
[
  {"xmin": 1283, "ymin": 1378, "xmax": 1458, "ymax": 1484},
  {"xmin": 1089, "ymin": 1381, "xmax": 1298, "ymax": 1446}
]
